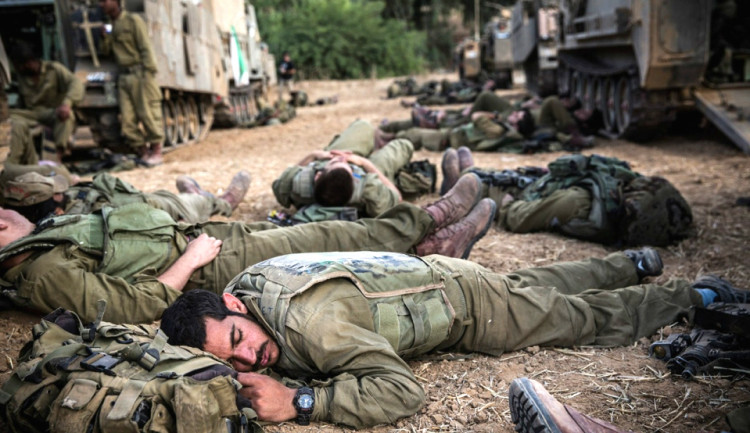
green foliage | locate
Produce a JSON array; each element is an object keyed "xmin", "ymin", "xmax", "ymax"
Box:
[{"xmin": 255, "ymin": 0, "xmax": 426, "ymax": 79}]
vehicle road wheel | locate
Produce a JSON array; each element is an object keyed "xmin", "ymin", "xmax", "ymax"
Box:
[
  {"xmin": 615, "ymin": 76, "xmax": 633, "ymax": 135},
  {"xmin": 174, "ymin": 98, "xmax": 187, "ymax": 144},
  {"xmin": 602, "ymin": 78, "xmax": 617, "ymax": 133},
  {"xmin": 198, "ymin": 96, "xmax": 214, "ymax": 141},
  {"xmin": 185, "ymin": 97, "xmax": 200, "ymax": 140},
  {"xmin": 162, "ymin": 100, "xmax": 178, "ymax": 146}
]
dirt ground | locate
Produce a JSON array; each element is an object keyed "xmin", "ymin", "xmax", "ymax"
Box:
[{"xmin": 1, "ymin": 73, "xmax": 749, "ymax": 432}]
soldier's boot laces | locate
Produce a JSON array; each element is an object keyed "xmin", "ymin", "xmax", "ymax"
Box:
[
  {"xmin": 424, "ymin": 173, "xmax": 482, "ymax": 230},
  {"xmin": 693, "ymin": 275, "xmax": 749, "ymax": 303},
  {"xmin": 176, "ymin": 176, "xmax": 214, "ymax": 198},
  {"xmin": 457, "ymin": 146, "xmax": 474, "ymax": 172},
  {"xmin": 509, "ymin": 377, "xmax": 631, "ymax": 433},
  {"xmin": 440, "ymin": 148, "xmax": 460, "ymax": 195},
  {"xmin": 219, "ymin": 170, "xmax": 252, "ymax": 211},
  {"xmin": 416, "ymin": 198, "xmax": 496, "ymax": 259},
  {"xmin": 624, "ymin": 247, "xmax": 663, "ymax": 280}
]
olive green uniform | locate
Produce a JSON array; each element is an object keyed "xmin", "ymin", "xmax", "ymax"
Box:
[
  {"xmin": 272, "ymin": 120, "xmax": 413, "ymax": 217},
  {"xmin": 226, "ymin": 251, "xmax": 703, "ymax": 428},
  {"xmin": 102, "ymin": 10, "xmax": 163, "ymax": 149},
  {"xmin": 8, "ymin": 60, "xmax": 84, "ymax": 160},
  {"xmin": 497, "ymin": 186, "xmax": 591, "ymax": 232},
  {"xmin": 0, "ymin": 203, "xmax": 433, "ymax": 324}
]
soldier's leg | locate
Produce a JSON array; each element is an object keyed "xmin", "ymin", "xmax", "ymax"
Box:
[
  {"xmin": 118, "ymin": 75, "xmax": 146, "ymax": 152},
  {"xmin": 432, "ymin": 254, "xmax": 702, "ymax": 355},
  {"xmin": 325, "ymin": 119, "xmax": 375, "ymax": 156},
  {"xmin": 396, "ymin": 128, "xmax": 449, "ymax": 152},
  {"xmin": 5, "ymin": 115, "xmax": 39, "ymax": 165},
  {"xmin": 380, "ymin": 119, "xmax": 414, "ymax": 133},
  {"xmin": 50, "ymin": 110, "xmax": 76, "ymax": 152},
  {"xmin": 537, "ymin": 96, "xmax": 577, "ymax": 131},
  {"xmin": 145, "ymin": 190, "xmax": 232, "ymax": 224},
  {"xmin": 201, "ymin": 203, "xmax": 436, "ymax": 287},
  {"xmin": 499, "ymin": 186, "xmax": 591, "ymax": 233},
  {"xmin": 368, "ymin": 138, "xmax": 413, "ymax": 179},
  {"xmin": 136, "ymin": 71, "xmax": 164, "ymax": 144},
  {"xmin": 470, "ymin": 91, "xmax": 513, "ymax": 114}
]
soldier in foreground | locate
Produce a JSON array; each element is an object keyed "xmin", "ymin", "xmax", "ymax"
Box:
[
  {"xmin": 99, "ymin": 0, "xmax": 164, "ymax": 166},
  {"xmin": 0, "ymin": 174, "xmax": 494, "ymax": 323},
  {"xmin": 160, "ymin": 248, "xmax": 748, "ymax": 428}
]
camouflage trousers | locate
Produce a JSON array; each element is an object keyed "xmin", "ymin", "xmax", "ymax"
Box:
[
  {"xmin": 498, "ymin": 186, "xmax": 592, "ymax": 232},
  {"xmin": 118, "ymin": 70, "xmax": 164, "ymax": 149},
  {"xmin": 430, "ymin": 252, "xmax": 702, "ymax": 353}
]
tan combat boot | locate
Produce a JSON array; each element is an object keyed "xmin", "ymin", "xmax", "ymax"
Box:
[
  {"xmin": 509, "ymin": 378, "xmax": 631, "ymax": 433},
  {"xmin": 416, "ymin": 198, "xmax": 496, "ymax": 259},
  {"xmin": 424, "ymin": 172, "xmax": 482, "ymax": 230},
  {"xmin": 456, "ymin": 146, "xmax": 474, "ymax": 172},
  {"xmin": 219, "ymin": 170, "xmax": 252, "ymax": 210},
  {"xmin": 145, "ymin": 142, "xmax": 164, "ymax": 166},
  {"xmin": 176, "ymin": 176, "xmax": 214, "ymax": 198},
  {"xmin": 440, "ymin": 148, "xmax": 460, "ymax": 195}
]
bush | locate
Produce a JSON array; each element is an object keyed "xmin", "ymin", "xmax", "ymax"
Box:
[{"xmin": 257, "ymin": 0, "xmax": 426, "ymax": 79}]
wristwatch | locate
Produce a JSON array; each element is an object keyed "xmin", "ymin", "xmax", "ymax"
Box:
[{"xmin": 293, "ymin": 386, "xmax": 315, "ymax": 425}]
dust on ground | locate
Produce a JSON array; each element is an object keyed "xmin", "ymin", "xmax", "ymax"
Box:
[{"xmin": 1, "ymin": 73, "xmax": 748, "ymax": 432}]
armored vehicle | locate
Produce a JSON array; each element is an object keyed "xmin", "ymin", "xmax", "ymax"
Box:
[
  {"xmin": 512, "ymin": 0, "xmax": 750, "ymax": 153},
  {"xmin": 458, "ymin": 10, "xmax": 515, "ymax": 88},
  {"xmin": 510, "ymin": 0, "xmax": 559, "ymax": 96},
  {"xmin": 0, "ymin": 0, "xmax": 269, "ymax": 152}
]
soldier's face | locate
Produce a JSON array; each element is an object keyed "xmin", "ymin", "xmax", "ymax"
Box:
[
  {"xmin": 507, "ymin": 110, "xmax": 525, "ymax": 126},
  {"xmin": 98, "ymin": 0, "xmax": 119, "ymax": 17},
  {"xmin": 16, "ymin": 60, "xmax": 40, "ymax": 77},
  {"xmin": 324, "ymin": 156, "xmax": 353, "ymax": 174},
  {"xmin": 203, "ymin": 314, "xmax": 280, "ymax": 372}
]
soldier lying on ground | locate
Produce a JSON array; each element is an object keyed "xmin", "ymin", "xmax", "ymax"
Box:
[
  {"xmin": 0, "ymin": 174, "xmax": 493, "ymax": 323},
  {"xmin": 442, "ymin": 148, "xmax": 694, "ymax": 247},
  {"xmin": 160, "ymin": 247, "xmax": 749, "ymax": 429},
  {"xmin": 7, "ymin": 41, "xmax": 84, "ymax": 165},
  {"xmin": 380, "ymin": 92, "xmax": 597, "ymax": 153},
  {"xmin": 0, "ymin": 169, "xmax": 251, "ymax": 224},
  {"xmin": 272, "ymin": 119, "xmax": 418, "ymax": 218}
]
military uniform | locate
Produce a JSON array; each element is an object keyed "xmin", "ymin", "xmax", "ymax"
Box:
[
  {"xmin": 8, "ymin": 60, "xmax": 84, "ymax": 160},
  {"xmin": 102, "ymin": 10, "xmax": 164, "ymax": 150},
  {"xmin": 224, "ymin": 251, "xmax": 703, "ymax": 428},
  {"xmin": 272, "ymin": 120, "xmax": 413, "ymax": 217},
  {"xmin": 0, "ymin": 202, "xmax": 433, "ymax": 323}
]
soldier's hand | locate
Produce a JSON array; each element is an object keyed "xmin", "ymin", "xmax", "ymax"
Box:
[
  {"xmin": 56, "ymin": 104, "xmax": 71, "ymax": 121},
  {"xmin": 182, "ymin": 233, "xmax": 222, "ymax": 268},
  {"xmin": 311, "ymin": 150, "xmax": 332, "ymax": 160},
  {"xmin": 237, "ymin": 373, "xmax": 298, "ymax": 422}
]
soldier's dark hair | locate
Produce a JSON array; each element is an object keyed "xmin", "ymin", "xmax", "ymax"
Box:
[
  {"xmin": 160, "ymin": 289, "xmax": 252, "ymax": 349},
  {"xmin": 516, "ymin": 108, "xmax": 536, "ymax": 138},
  {"xmin": 314, "ymin": 167, "xmax": 354, "ymax": 206},
  {"xmin": 8, "ymin": 40, "xmax": 38, "ymax": 65},
  {"xmin": 5, "ymin": 198, "xmax": 59, "ymax": 225}
]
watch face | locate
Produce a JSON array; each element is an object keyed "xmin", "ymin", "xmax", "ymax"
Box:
[{"xmin": 298, "ymin": 394, "xmax": 314, "ymax": 409}]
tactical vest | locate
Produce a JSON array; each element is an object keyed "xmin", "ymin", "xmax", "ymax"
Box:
[
  {"xmin": 0, "ymin": 203, "xmax": 181, "ymax": 283},
  {"xmin": 63, "ymin": 173, "xmax": 147, "ymax": 215},
  {"xmin": 292, "ymin": 162, "xmax": 366, "ymax": 206},
  {"xmin": 225, "ymin": 252, "xmax": 456, "ymax": 365},
  {"xmin": 0, "ymin": 306, "xmax": 262, "ymax": 433},
  {"xmin": 520, "ymin": 154, "xmax": 639, "ymax": 243}
]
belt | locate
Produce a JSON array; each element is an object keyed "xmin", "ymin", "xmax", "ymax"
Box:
[{"xmin": 118, "ymin": 65, "xmax": 143, "ymax": 75}]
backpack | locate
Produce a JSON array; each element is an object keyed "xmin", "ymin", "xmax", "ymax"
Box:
[
  {"xmin": 0, "ymin": 304, "xmax": 263, "ymax": 433},
  {"xmin": 619, "ymin": 175, "xmax": 693, "ymax": 246},
  {"xmin": 396, "ymin": 159, "xmax": 437, "ymax": 199},
  {"xmin": 521, "ymin": 154, "xmax": 640, "ymax": 243}
]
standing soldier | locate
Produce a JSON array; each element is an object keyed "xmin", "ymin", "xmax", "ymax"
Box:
[
  {"xmin": 99, "ymin": 0, "xmax": 164, "ymax": 166},
  {"xmin": 277, "ymin": 52, "xmax": 295, "ymax": 102},
  {"xmin": 7, "ymin": 41, "xmax": 84, "ymax": 164}
]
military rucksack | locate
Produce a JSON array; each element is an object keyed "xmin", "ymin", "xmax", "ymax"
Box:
[
  {"xmin": 0, "ymin": 304, "xmax": 263, "ymax": 433},
  {"xmin": 619, "ymin": 175, "xmax": 693, "ymax": 246},
  {"xmin": 396, "ymin": 159, "xmax": 437, "ymax": 199}
]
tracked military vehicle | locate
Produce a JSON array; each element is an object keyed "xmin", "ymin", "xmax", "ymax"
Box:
[
  {"xmin": 512, "ymin": 0, "xmax": 750, "ymax": 153},
  {"xmin": 0, "ymin": 0, "xmax": 270, "ymax": 151},
  {"xmin": 458, "ymin": 9, "xmax": 514, "ymax": 89}
]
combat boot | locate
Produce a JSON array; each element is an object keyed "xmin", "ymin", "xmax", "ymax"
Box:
[
  {"xmin": 144, "ymin": 142, "xmax": 164, "ymax": 166},
  {"xmin": 456, "ymin": 146, "xmax": 474, "ymax": 172},
  {"xmin": 624, "ymin": 247, "xmax": 663, "ymax": 281},
  {"xmin": 424, "ymin": 173, "xmax": 482, "ymax": 230},
  {"xmin": 219, "ymin": 170, "xmax": 252, "ymax": 211},
  {"xmin": 440, "ymin": 148, "xmax": 460, "ymax": 195},
  {"xmin": 510, "ymin": 377, "xmax": 631, "ymax": 433},
  {"xmin": 176, "ymin": 176, "xmax": 214, "ymax": 198},
  {"xmin": 416, "ymin": 198, "xmax": 495, "ymax": 259},
  {"xmin": 693, "ymin": 275, "xmax": 749, "ymax": 303}
]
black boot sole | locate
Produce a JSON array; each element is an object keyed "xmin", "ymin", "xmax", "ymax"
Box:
[{"xmin": 509, "ymin": 378, "xmax": 563, "ymax": 433}]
